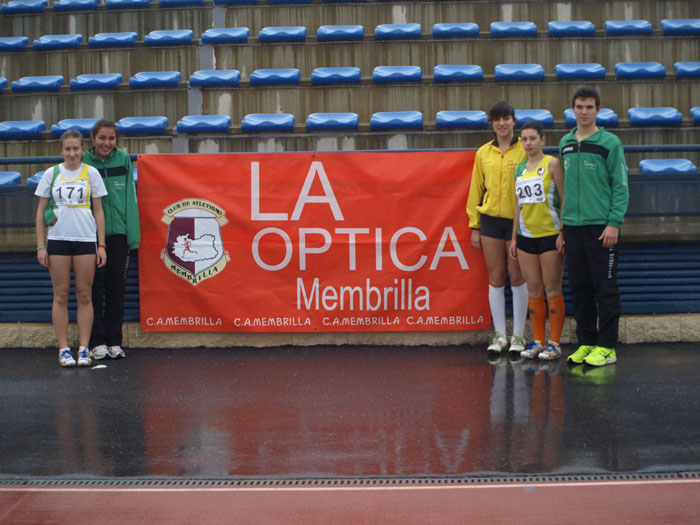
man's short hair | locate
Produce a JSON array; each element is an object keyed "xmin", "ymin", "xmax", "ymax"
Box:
[{"xmin": 571, "ymin": 87, "xmax": 601, "ymax": 108}]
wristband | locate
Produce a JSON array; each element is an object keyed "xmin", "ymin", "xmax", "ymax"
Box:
[
  {"xmin": 98, "ymin": 244, "xmax": 106, "ymax": 249},
  {"xmin": 37, "ymin": 245, "xmax": 46, "ymax": 251}
]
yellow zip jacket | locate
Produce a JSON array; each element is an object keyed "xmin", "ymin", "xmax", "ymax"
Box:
[{"xmin": 466, "ymin": 137, "xmax": 526, "ymax": 229}]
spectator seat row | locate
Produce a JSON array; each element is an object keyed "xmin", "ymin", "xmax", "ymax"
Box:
[
  {"xmin": 2, "ymin": 107, "xmax": 699, "ymax": 141},
  {"xmin": 2, "ymin": 19, "xmax": 700, "ymax": 48},
  {"xmin": 4, "ymin": 157, "xmax": 696, "ymax": 189},
  {"xmin": 2, "ymin": 62, "xmax": 698, "ymax": 94}
]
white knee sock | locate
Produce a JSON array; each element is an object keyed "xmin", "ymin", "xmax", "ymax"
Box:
[
  {"xmin": 511, "ymin": 282, "xmax": 529, "ymax": 337},
  {"xmin": 488, "ymin": 285, "xmax": 506, "ymax": 335}
]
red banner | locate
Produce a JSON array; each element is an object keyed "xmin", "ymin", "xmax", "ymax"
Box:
[{"xmin": 137, "ymin": 151, "xmax": 489, "ymax": 332}]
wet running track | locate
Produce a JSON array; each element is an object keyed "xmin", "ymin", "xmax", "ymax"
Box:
[{"xmin": 1, "ymin": 343, "xmax": 699, "ymax": 523}]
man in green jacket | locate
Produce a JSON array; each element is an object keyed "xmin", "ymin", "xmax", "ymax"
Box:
[
  {"xmin": 83, "ymin": 120, "xmax": 140, "ymax": 359},
  {"xmin": 559, "ymin": 88, "xmax": 629, "ymax": 367}
]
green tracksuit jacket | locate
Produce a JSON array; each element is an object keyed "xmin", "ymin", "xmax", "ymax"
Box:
[
  {"xmin": 83, "ymin": 147, "xmax": 140, "ymax": 249},
  {"xmin": 559, "ymin": 127, "xmax": 629, "ymax": 228}
]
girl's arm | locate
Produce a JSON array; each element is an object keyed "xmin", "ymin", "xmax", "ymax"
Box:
[
  {"xmin": 35, "ymin": 197, "xmax": 50, "ymax": 267},
  {"xmin": 549, "ymin": 157, "xmax": 565, "ymax": 254},
  {"xmin": 509, "ymin": 200, "xmax": 520, "ymax": 260},
  {"xmin": 92, "ymin": 196, "xmax": 107, "ymax": 267}
]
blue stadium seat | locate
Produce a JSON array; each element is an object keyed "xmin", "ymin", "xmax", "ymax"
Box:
[
  {"xmin": 0, "ymin": 78, "xmax": 7, "ymax": 90},
  {"xmin": 661, "ymin": 19, "xmax": 700, "ymax": 35},
  {"xmin": 370, "ymin": 111, "xmax": 423, "ymax": 131},
  {"xmin": 555, "ymin": 63, "xmax": 606, "ymax": 80},
  {"xmin": 159, "ymin": 0, "xmax": 202, "ymax": 5},
  {"xmin": 176, "ymin": 115, "xmax": 231, "ymax": 133},
  {"xmin": 53, "ymin": 0, "xmax": 98, "ymax": 11},
  {"xmin": 372, "ymin": 66, "xmax": 422, "ymax": 84},
  {"xmin": 189, "ymin": 70, "xmax": 241, "ymax": 87},
  {"xmin": 268, "ymin": 0, "xmax": 311, "ymax": 3},
  {"xmin": 0, "ymin": 120, "xmax": 46, "ymax": 139},
  {"xmin": 144, "ymin": 30, "xmax": 194, "ymax": 46},
  {"xmin": 259, "ymin": 27, "xmax": 307, "ymax": 43},
  {"xmin": 691, "ymin": 107, "xmax": 700, "ymax": 125},
  {"xmin": 628, "ymin": 107, "xmax": 682, "ymax": 126},
  {"xmin": 116, "ymin": 116, "xmax": 169, "ymax": 134},
  {"xmin": 433, "ymin": 65, "xmax": 483, "ymax": 83},
  {"xmin": 374, "ymin": 24, "xmax": 422, "ymax": 40},
  {"xmin": 0, "ymin": 172, "xmax": 22, "ymax": 187},
  {"xmin": 213, "ymin": 0, "xmax": 257, "ymax": 4},
  {"xmin": 432, "ymin": 23, "xmax": 479, "ymax": 38},
  {"xmin": 605, "ymin": 20, "xmax": 652, "ymax": 35},
  {"xmin": 494, "ymin": 64, "xmax": 544, "ymax": 81},
  {"xmin": 50, "ymin": 118, "xmax": 100, "ymax": 137},
  {"xmin": 241, "ymin": 114, "xmax": 295, "ymax": 133},
  {"xmin": 132, "ymin": 167, "xmax": 137, "ymax": 184},
  {"xmin": 490, "ymin": 21, "xmax": 537, "ymax": 38},
  {"xmin": 33, "ymin": 34, "xmax": 83, "ymax": 51},
  {"xmin": 129, "ymin": 71, "xmax": 181, "ymax": 88},
  {"xmin": 88, "ymin": 32, "xmax": 138, "ymax": 48},
  {"xmin": 615, "ymin": 62, "xmax": 666, "ymax": 79},
  {"xmin": 70, "ymin": 73, "xmax": 122, "ymax": 90},
  {"xmin": 564, "ymin": 108, "xmax": 619, "ymax": 127},
  {"xmin": 306, "ymin": 113, "xmax": 359, "ymax": 132},
  {"xmin": 515, "ymin": 109, "xmax": 554, "ymax": 128},
  {"xmin": 316, "ymin": 25, "xmax": 364, "ymax": 41},
  {"xmin": 0, "ymin": 37, "xmax": 30, "ymax": 52},
  {"xmin": 547, "ymin": 21, "xmax": 595, "ymax": 37},
  {"xmin": 674, "ymin": 62, "xmax": 700, "ymax": 78},
  {"xmin": 1, "ymin": 0, "xmax": 47, "ymax": 14},
  {"xmin": 201, "ymin": 28, "xmax": 250, "ymax": 44},
  {"xmin": 435, "ymin": 110, "xmax": 488, "ymax": 129},
  {"xmin": 11, "ymin": 76, "xmax": 64, "ymax": 93},
  {"xmin": 0, "ymin": 171, "xmax": 24, "ymax": 187},
  {"xmin": 105, "ymin": 0, "xmax": 151, "ymax": 8},
  {"xmin": 310, "ymin": 67, "xmax": 361, "ymax": 85},
  {"xmin": 26, "ymin": 171, "xmax": 44, "ymax": 187},
  {"xmin": 250, "ymin": 68, "xmax": 300, "ymax": 86},
  {"xmin": 639, "ymin": 159, "xmax": 698, "ymax": 175}
]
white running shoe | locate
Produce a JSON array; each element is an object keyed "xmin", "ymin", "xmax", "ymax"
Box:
[
  {"xmin": 108, "ymin": 346, "xmax": 125, "ymax": 358},
  {"xmin": 91, "ymin": 344, "xmax": 110, "ymax": 360},
  {"xmin": 58, "ymin": 348, "xmax": 75, "ymax": 367},
  {"xmin": 77, "ymin": 347, "xmax": 92, "ymax": 367},
  {"xmin": 509, "ymin": 334, "xmax": 526, "ymax": 354},
  {"xmin": 487, "ymin": 333, "xmax": 509, "ymax": 353}
]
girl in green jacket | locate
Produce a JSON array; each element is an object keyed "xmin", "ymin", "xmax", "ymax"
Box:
[{"xmin": 83, "ymin": 120, "xmax": 140, "ymax": 360}]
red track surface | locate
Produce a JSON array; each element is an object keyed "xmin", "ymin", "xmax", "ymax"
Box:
[{"xmin": 2, "ymin": 479, "xmax": 699, "ymax": 524}]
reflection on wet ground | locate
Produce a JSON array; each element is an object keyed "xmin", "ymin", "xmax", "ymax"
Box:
[{"xmin": 1, "ymin": 344, "xmax": 699, "ymax": 480}]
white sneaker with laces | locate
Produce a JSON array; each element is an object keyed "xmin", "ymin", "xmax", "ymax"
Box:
[
  {"xmin": 108, "ymin": 346, "xmax": 125, "ymax": 358},
  {"xmin": 77, "ymin": 347, "xmax": 92, "ymax": 367},
  {"xmin": 58, "ymin": 348, "xmax": 75, "ymax": 367},
  {"xmin": 487, "ymin": 333, "xmax": 509, "ymax": 353},
  {"xmin": 509, "ymin": 334, "xmax": 526, "ymax": 354},
  {"xmin": 91, "ymin": 344, "xmax": 110, "ymax": 360}
]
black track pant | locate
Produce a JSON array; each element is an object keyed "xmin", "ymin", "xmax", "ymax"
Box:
[
  {"xmin": 563, "ymin": 225, "xmax": 621, "ymax": 348},
  {"xmin": 90, "ymin": 234, "xmax": 129, "ymax": 348}
]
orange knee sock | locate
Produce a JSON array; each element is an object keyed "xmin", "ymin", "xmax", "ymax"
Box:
[
  {"xmin": 528, "ymin": 295, "xmax": 546, "ymax": 343},
  {"xmin": 548, "ymin": 293, "xmax": 566, "ymax": 344}
]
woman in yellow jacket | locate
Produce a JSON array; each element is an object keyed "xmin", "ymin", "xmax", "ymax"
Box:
[{"xmin": 467, "ymin": 101, "xmax": 528, "ymax": 355}]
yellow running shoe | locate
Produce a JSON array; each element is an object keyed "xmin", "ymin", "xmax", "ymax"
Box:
[
  {"xmin": 584, "ymin": 346, "xmax": 617, "ymax": 367},
  {"xmin": 567, "ymin": 344, "xmax": 595, "ymax": 364}
]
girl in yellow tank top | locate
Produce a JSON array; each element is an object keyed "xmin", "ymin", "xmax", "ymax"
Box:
[{"xmin": 508, "ymin": 121, "xmax": 565, "ymax": 360}]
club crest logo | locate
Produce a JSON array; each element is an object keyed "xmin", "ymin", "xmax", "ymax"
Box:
[{"xmin": 160, "ymin": 199, "xmax": 230, "ymax": 285}]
